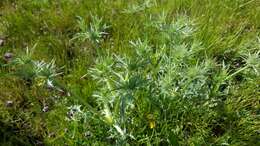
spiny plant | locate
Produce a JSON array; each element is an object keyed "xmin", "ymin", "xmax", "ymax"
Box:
[
  {"xmin": 0, "ymin": 0, "xmax": 259, "ymax": 146},
  {"xmin": 225, "ymin": 51, "xmax": 260, "ymax": 80},
  {"xmin": 71, "ymin": 14, "xmax": 110, "ymax": 46},
  {"xmin": 7, "ymin": 44, "xmax": 63, "ymax": 88},
  {"xmin": 122, "ymin": 0, "xmax": 157, "ymax": 14},
  {"xmin": 87, "ymin": 15, "xmax": 187, "ymax": 145},
  {"xmin": 3, "ymin": 44, "xmax": 65, "ymax": 109},
  {"xmin": 0, "ymin": 45, "xmax": 66, "ymax": 145},
  {"xmin": 87, "ymin": 14, "xmax": 259, "ymax": 145}
]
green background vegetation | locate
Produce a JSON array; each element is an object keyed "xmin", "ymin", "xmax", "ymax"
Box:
[{"xmin": 0, "ymin": 0, "xmax": 259, "ymax": 145}]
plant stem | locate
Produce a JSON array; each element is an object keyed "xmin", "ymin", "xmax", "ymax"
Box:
[{"xmin": 225, "ymin": 66, "xmax": 248, "ymax": 80}]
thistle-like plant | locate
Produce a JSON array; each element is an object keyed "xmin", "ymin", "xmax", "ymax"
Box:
[
  {"xmin": 71, "ymin": 15, "xmax": 110, "ymax": 45},
  {"xmin": 33, "ymin": 59, "xmax": 63, "ymax": 90},
  {"xmin": 122, "ymin": 0, "xmax": 156, "ymax": 14},
  {"xmin": 244, "ymin": 51, "xmax": 260, "ymax": 74},
  {"xmin": 12, "ymin": 44, "xmax": 36, "ymax": 66},
  {"xmin": 87, "ymin": 15, "xmax": 231, "ymax": 145},
  {"xmin": 34, "ymin": 59, "xmax": 62, "ymax": 80},
  {"xmin": 226, "ymin": 51, "xmax": 260, "ymax": 80},
  {"xmin": 9, "ymin": 44, "xmax": 62, "ymax": 89},
  {"xmin": 89, "ymin": 48, "xmax": 149, "ymax": 144}
]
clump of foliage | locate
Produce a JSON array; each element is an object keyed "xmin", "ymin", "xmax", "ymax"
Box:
[
  {"xmin": 0, "ymin": 0, "xmax": 259, "ymax": 146},
  {"xmin": 87, "ymin": 16, "xmax": 259, "ymax": 145},
  {"xmin": 71, "ymin": 15, "xmax": 110, "ymax": 45},
  {"xmin": 0, "ymin": 45, "xmax": 66, "ymax": 145}
]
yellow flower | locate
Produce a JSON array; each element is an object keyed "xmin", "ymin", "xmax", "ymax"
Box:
[
  {"xmin": 149, "ymin": 120, "xmax": 156, "ymax": 129},
  {"xmin": 147, "ymin": 114, "xmax": 156, "ymax": 129},
  {"xmin": 35, "ymin": 76, "xmax": 46, "ymax": 86}
]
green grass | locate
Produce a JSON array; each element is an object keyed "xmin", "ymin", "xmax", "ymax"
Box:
[{"xmin": 0, "ymin": 0, "xmax": 259, "ymax": 145}]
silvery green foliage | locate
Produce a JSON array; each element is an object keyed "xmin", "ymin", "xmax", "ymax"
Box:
[
  {"xmin": 33, "ymin": 59, "xmax": 62, "ymax": 79},
  {"xmin": 225, "ymin": 50, "xmax": 260, "ymax": 80},
  {"xmin": 11, "ymin": 45, "xmax": 62, "ymax": 88},
  {"xmin": 122, "ymin": 0, "xmax": 157, "ymax": 14},
  {"xmin": 88, "ymin": 15, "xmax": 216, "ymax": 143},
  {"xmin": 244, "ymin": 51, "xmax": 260, "ymax": 75},
  {"xmin": 89, "ymin": 41, "xmax": 151, "ymax": 143},
  {"xmin": 72, "ymin": 15, "xmax": 110, "ymax": 45},
  {"xmin": 88, "ymin": 15, "xmax": 259, "ymax": 144},
  {"xmin": 12, "ymin": 45, "xmax": 35, "ymax": 65}
]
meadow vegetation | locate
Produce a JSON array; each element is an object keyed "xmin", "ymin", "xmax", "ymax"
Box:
[{"xmin": 0, "ymin": 0, "xmax": 259, "ymax": 145}]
